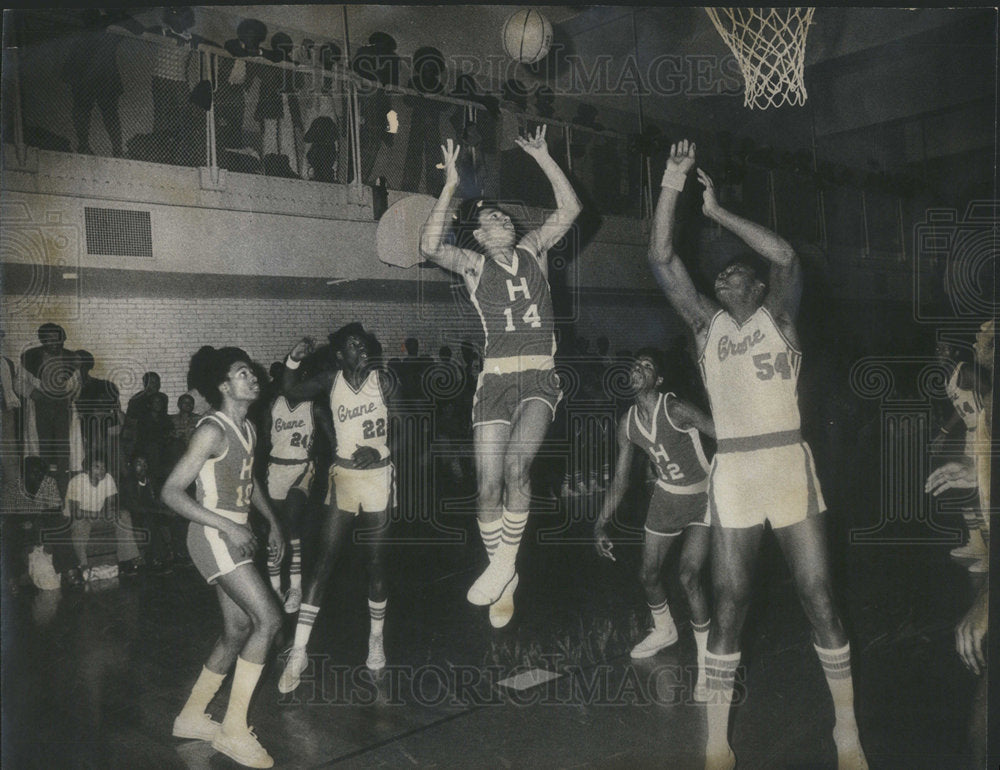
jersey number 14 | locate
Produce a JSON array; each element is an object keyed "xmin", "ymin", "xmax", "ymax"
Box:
[{"xmin": 503, "ymin": 304, "xmax": 541, "ymax": 331}]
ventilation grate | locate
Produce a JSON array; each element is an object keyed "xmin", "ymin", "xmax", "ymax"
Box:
[{"xmin": 84, "ymin": 207, "xmax": 153, "ymax": 258}]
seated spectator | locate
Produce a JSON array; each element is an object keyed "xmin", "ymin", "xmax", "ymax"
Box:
[
  {"xmin": 120, "ymin": 453, "xmax": 174, "ymax": 574},
  {"xmin": 64, "ymin": 455, "xmax": 142, "ymax": 580}
]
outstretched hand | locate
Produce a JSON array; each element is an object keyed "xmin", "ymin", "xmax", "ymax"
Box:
[
  {"xmin": 666, "ymin": 139, "xmax": 696, "ymax": 176},
  {"xmin": 288, "ymin": 337, "xmax": 315, "ymax": 363},
  {"xmin": 436, "ymin": 138, "xmax": 461, "ymax": 188},
  {"xmin": 696, "ymin": 168, "xmax": 720, "ymax": 217},
  {"xmin": 925, "ymin": 458, "xmax": 977, "ymax": 496},
  {"xmin": 956, "ymin": 587, "xmax": 988, "ymax": 675},
  {"xmin": 515, "ymin": 125, "xmax": 549, "ymax": 160}
]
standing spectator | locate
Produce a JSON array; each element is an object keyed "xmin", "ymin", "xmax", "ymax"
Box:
[
  {"xmin": 123, "ymin": 371, "xmax": 161, "ymax": 459},
  {"xmin": 1, "ymin": 329, "xmax": 22, "ymax": 501},
  {"xmin": 65, "ymin": 455, "xmax": 142, "ymax": 580},
  {"xmin": 351, "ymin": 31, "xmax": 400, "ymax": 184},
  {"xmin": 400, "ymin": 46, "xmax": 448, "ymax": 194},
  {"xmin": 144, "ymin": 6, "xmax": 201, "ymax": 165},
  {"xmin": 61, "ymin": 8, "xmax": 125, "ymax": 157},
  {"xmin": 170, "ymin": 393, "xmax": 200, "ymax": 460},
  {"xmin": 135, "ymin": 392, "xmax": 174, "ymax": 486},
  {"xmin": 73, "ymin": 351, "xmax": 124, "ymax": 474},
  {"xmin": 20, "ymin": 324, "xmax": 78, "ymax": 487}
]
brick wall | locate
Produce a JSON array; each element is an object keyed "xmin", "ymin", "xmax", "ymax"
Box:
[{"xmin": 3, "ymin": 292, "xmax": 685, "ymax": 412}]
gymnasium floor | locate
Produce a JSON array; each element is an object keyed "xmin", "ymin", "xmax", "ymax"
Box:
[{"xmin": 1, "ymin": 473, "xmax": 985, "ymax": 769}]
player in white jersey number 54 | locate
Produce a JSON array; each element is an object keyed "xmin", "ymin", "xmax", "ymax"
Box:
[{"xmin": 647, "ymin": 140, "xmax": 867, "ymax": 770}]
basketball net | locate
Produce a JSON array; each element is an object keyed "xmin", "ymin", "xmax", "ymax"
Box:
[{"xmin": 705, "ymin": 7, "xmax": 815, "ymax": 109}]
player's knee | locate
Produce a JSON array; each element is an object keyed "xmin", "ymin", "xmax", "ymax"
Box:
[
  {"xmin": 638, "ymin": 560, "xmax": 661, "ymax": 591},
  {"xmin": 503, "ymin": 457, "xmax": 532, "ymax": 493},
  {"xmin": 253, "ymin": 602, "xmax": 282, "ymax": 641},
  {"xmin": 477, "ymin": 475, "xmax": 503, "ymax": 508},
  {"xmin": 223, "ymin": 617, "xmax": 252, "ymax": 647}
]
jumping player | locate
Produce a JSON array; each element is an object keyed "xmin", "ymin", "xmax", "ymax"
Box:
[
  {"xmin": 161, "ymin": 346, "xmax": 285, "ymax": 769},
  {"xmin": 647, "ymin": 140, "xmax": 867, "ymax": 770},
  {"xmin": 420, "ymin": 127, "xmax": 582, "ymax": 628},
  {"xmin": 264, "ymin": 387, "xmax": 331, "ymax": 612},
  {"xmin": 277, "ymin": 323, "xmax": 395, "ymax": 693},
  {"xmin": 594, "ymin": 348, "xmax": 714, "ymax": 696}
]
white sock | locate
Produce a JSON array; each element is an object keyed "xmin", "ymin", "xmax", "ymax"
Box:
[
  {"xmin": 704, "ymin": 650, "xmax": 740, "ymax": 760},
  {"xmin": 815, "ymin": 642, "xmax": 861, "ymax": 737},
  {"xmin": 293, "ymin": 603, "xmax": 320, "ymax": 650},
  {"xmin": 289, "ymin": 539, "xmax": 302, "ymax": 590},
  {"xmin": 649, "ymin": 597, "xmax": 673, "ymax": 633},
  {"xmin": 221, "ymin": 657, "xmax": 264, "ymax": 733},
  {"xmin": 369, "ymin": 598, "xmax": 386, "ymax": 636},
  {"xmin": 180, "ymin": 665, "xmax": 226, "ymax": 717},
  {"xmin": 496, "ymin": 508, "xmax": 528, "ymax": 566},
  {"xmin": 478, "ymin": 517, "xmax": 502, "ymax": 562}
]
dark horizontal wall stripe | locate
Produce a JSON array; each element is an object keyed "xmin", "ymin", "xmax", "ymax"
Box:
[{"xmin": 1, "ymin": 264, "xmax": 670, "ymax": 306}]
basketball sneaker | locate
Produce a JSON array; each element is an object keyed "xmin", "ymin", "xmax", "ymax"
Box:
[
  {"xmin": 366, "ymin": 633, "xmax": 386, "ymax": 671},
  {"xmin": 630, "ymin": 620, "xmax": 679, "ymax": 659},
  {"xmin": 172, "ymin": 711, "xmax": 222, "ymax": 741},
  {"xmin": 283, "ymin": 587, "xmax": 302, "ymax": 614},
  {"xmin": 467, "ymin": 560, "xmax": 516, "ymax": 606},
  {"xmin": 278, "ymin": 647, "xmax": 308, "ymax": 694},
  {"xmin": 211, "ymin": 725, "xmax": 273, "ymax": 768},
  {"xmin": 489, "ymin": 572, "xmax": 519, "ymax": 628}
]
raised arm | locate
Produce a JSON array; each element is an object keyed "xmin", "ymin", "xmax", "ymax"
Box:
[
  {"xmin": 648, "ymin": 141, "xmax": 717, "ymax": 340},
  {"xmin": 697, "ymin": 168, "xmax": 801, "ymax": 319},
  {"xmin": 419, "ymin": 138, "xmax": 483, "ymax": 277},
  {"xmin": 518, "ymin": 125, "xmax": 582, "ymax": 258},
  {"xmin": 593, "ymin": 414, "xmax": 636, "ymax": 561},
  {"xmin": 282, "ymin": 338, "xmax": 334, "ymax": 402},
  {"xmin": 667, "ymin": 397, "xmax": 716, "ymax": 440}
]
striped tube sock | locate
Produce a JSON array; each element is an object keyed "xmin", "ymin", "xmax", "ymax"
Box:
[
  {"xmin": 289, "ymin": 539, "xmax": 302, "ymax": 590},
  {"xmin": 496, "ymin": 508, "xmax": 529, "ymax": 566},
  {"xmin": 369, "ymin": 599, "xmax": 387, "ymax": 636},
  {"xmin": 179, "ymin": 665, "xmax": 226, "ymax": 718},
  {"xmin": 704, "ymin": 650, "xmax": 741, "ymax": 764},
  {"xmin": 293, "ymin": 603, "xmax": 320, "ymax": 650},
  {"xmin": 815, "ymin": 642, "xmax": 859, "ymax": 731},
  {"xmin": 478, "ymin": 517, "xmax": 502, "ymax": 561},
  {"xmin": 221, "ymin": 657, "xmax": 265, "ymax": 733},
  {"xmin": 268, "ymin": 567, "xmax": 282, "ymax": 593},
  {"xmin": 649, "ymin": 598, "xmax": 673, "ymax": 633}
]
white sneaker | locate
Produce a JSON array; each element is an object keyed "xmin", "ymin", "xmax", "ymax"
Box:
[
  {"xmin": 968, "ymin": 557, "xmax": 989, "ymax": 574},
  {"xmin": 467, "ymin": 559, "xmax": 516, "ymax": 606},
  {"xmin": 366, "ymin": 633, "xmax": 386, "ymax": 671},
  {"xmin": 211, "ymin": 725, "xmax": 274, "ymax": 768},
  {"xmin": 172, "ymin": 711, "xmax": 222, "ymax": 741},
  {"xmin": 283, "ymin": 587, "xmax": 302, "ymax": 614},
  {"xmin": 833, "ymin": 724, "xmax": 869, "ymax": 770},
  {"xmin": 489, "ymin": 572, "xmax": 519, "ymax": 629},
  {"xmin": 705, "ymin": 747, "xmax": 736, "ymax": 770},
  {"xmin": 278, "ymin": 647, "xmax": 308, "ymax": 694},
  {"xmin": 630, "ymin": 624, "xmax": 679, "ymax": 659},
  {"xmin": 951, "ymin": 542, "xmax": 987, "ymax": 560}
]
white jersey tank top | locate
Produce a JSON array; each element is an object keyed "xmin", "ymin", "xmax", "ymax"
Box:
[
  {"xmin": 330, "ymin": 369, "xmax": 389, "ymax": 462},
  {"xmin": 700, "ymin": 306, "xmax": 802, "ymax": 442}
]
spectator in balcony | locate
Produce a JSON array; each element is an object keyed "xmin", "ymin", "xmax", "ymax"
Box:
[
  {"xmin": 351, "ymin": 31, "xmax": 400, "ymax": 184},
  {"xmin": 298, "ymin": 41, "xmax": 342, "ymax": 182},
  {"xmin": 61, "ymin": 8, "xmax": 125, "ymax": 157},
  {"xmin": 257, "ymin": 31, "xmax": 299, "ymax": 179},
  {"xmin": 400, "ymin": 46, "xmax": 448, "ymax": 194},
  {"xmin": 143, "ymin": 6, "xmax": 202, "ymax": 165}
]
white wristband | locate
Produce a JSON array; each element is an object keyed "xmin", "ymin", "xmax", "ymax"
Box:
[
  {"xmin": 285, "ymin": 356, "xmax": 300, "ymax": 370},
  {"xmin": 661, "ymin": 169, "xmax": 687, "ymax": 192}
]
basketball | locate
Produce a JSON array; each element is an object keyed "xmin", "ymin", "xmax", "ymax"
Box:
[{"xmin": 502, "ymin": 8, "xmax": 553, "ymax": 64}]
